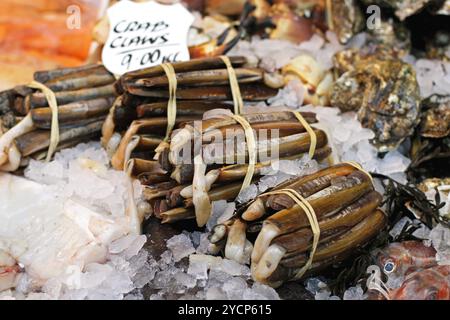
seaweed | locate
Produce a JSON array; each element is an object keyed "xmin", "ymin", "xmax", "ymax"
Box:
[{"xmin": 373, "ymin": 173, "xmax": 449, "ymax": 228}]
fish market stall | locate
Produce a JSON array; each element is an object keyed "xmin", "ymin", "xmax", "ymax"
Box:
[{"xmin": 0, "ymin": 0, "xmax": 450, "ymax": 301}]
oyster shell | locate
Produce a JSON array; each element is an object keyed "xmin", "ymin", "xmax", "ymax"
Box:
[
  {"xmin": 331, "ymin": 51, "xmax": 421, "ymax": 152},
  {"xmin": 409, "ymin": 96, "xmax": 450, "ymax": 181},
  {"xmin": 418, "ymin": 178, "xmax": 450, "ymax": 193},
  {"xmin": 365, "ymin": 19, "xmax": 411, "ymax": 58},
  {"xmin": 329, "ymin": 0, "xmax": 365, "ymax": 44},
  {"xmin": 420, "ymin": 95, "xmax": 450, "ymax": 138}
]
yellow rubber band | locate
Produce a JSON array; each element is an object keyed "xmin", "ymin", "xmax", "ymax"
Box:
[
  {"xmin": 231, "ymin": 114, "xmax": 256, "ymax": 195},
  {"xmin": 161, "ymin": 63, "xmax": 178, "ymax": 140},
  {"xmin": 154, "ymin": 63, "xmax": 178, "ymax": 160},
  {"xmin": 220, "ymin": 56, "xmax": 244, "ymax": 115},
  {"xmin": 292, "ymin": 111, "xmax": 317, "ymax": 159},
  {"xmin": 343, "ymin": 161, "xmax": 375, "ymax": 186},
  {"xmin": 263, "ymin": 188, "xmax": 320, "ymax": 279},
  {"xmin": 28, "ymin": 81, "xmax": 59, "ymax": 162}
]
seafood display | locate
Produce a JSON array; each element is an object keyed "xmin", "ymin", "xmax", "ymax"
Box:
[
  {"xmin": 132, "ymin": 110, "xmax": 330, "ymax": 226},
  {"xmin": 0, "ymin": 0, "xmax": 450, "ymax": 302},
  {"xmin": 0, "ymin": 64, "xmax": 116, "ymax": 171},
  {"xmin": 103, "ymin": 56, "xmax": 278, "ymax": 168}
]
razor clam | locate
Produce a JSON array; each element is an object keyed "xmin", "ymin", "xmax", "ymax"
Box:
[
  {"xmin": 208, "ymin": 164, "xmax": 385, "ymax": 287},
  {"xmin": 15, "ymin": 120, "xmax": 104, "ymax": 157},
  {"xmin": 105, "ymin": 56, "xmax": 280, "ymax": 157},
  {"xmin": 129, "ymin": 110, "xmax": 330, "ymax": 227},
  {"xmin": 180, "ymin": 147, "xmax": 332, "ymax": 199},
  {"xmin": 260, "ymin": 210, "xmax": 387, "ymax": 286},
  {"xmin": 134, "ymin": 68, "xmax": 264, "ymax": 88},
  {"xmin": 125, "ymin": 84, "xmax": 277, "ymax": 101},
  {"xmin": 201, "ymin": 130, "xmax": 328, "ymax": 165},
  {"xmin": 118, "ymin": 56, "xmax": 247, "ymax": 91},
  {"xmin": 30, "ymin": 97, "xmax": 115, "ymax": 129},
  {"xmin": 0, "ymin": 64, "xmax": 117, "ymax": 171},
  {"xmin": 111, "ymin": 116, "xmax": 199, "ymax": 170},
  {"xmin": 30, "ymin": 84, "xmax": 116, "ymax": 108}
]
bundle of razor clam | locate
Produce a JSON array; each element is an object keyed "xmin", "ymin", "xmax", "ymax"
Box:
[
  {"xmin": 137, "ymin": 111, "xmax": 332, "ymax": 227},
  {"xmin": 0, "ymin": 64, "xmax": 116, "ymax": 171},
  {"xmin": 102, "ymin": 56, "xmax": 280, "ymax": 163},
  {"xmin": 209, "ymin": 163, "xmax": 387, "ymax": 287}
]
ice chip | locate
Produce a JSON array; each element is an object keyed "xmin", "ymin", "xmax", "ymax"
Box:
[
  {"xmin": 343, "ymin": 285, "xmax": 365, "ymax": 300},
  {"xmin": 245, "ymin": 282, "xmax": 280, "ymax": 300},
  {"xmin": 429, "ymin": 224, "xmax": 450, "ymax": 265},
  {"xmin": 206, "ymin": 287, "xmax": 227, "ymax": 300},
  {"xmin": 174, "ymin": 272, "xmax": 197, "ymax": 289},
  {"xmin": 208, "ymin": 200, "xmax": 229, "ymax": 231},
  {"xmin": 166, "ymin": 234, "xmax": 196, "ymax": 262}
]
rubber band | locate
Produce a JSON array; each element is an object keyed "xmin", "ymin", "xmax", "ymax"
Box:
[
  {"xmin": 153, "ymin": 63, "xmax": 178, "ymax": 159},
  {"xmin": 343, "ymin": 161, "xmax": 375, "ymax": 186},
  {"xmin": 231, "ymin": 114, "xmax": 256, "ymax": 195},
  {"xmin": 292, "ymin": 111, "xmax": 317, "ymax": 159},
  {"xmin": 161, "ymin": 63, "xmax": 178, "ymax": 140},
  {"xmin": 220, "ymin": 56, "xmax": 244, "ymax": 114},
  {"xmin": 263, "ymin": 188, "xmax": 320, "ymax": 279},
  {"xmin": 28, "ymin": 81, "xmax": 59, "ymax": 162}
]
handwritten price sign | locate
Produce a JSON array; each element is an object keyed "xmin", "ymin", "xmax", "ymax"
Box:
[{"xmin": 102, "ymin": 0, "xmax": 194, "ymax": 75}]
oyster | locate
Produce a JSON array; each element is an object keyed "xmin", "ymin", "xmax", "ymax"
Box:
[
  {"xmin": 331, "ymin": 50, "xmax": 421, "ymax": 152},
  {"xmin": 420, "ymin": 95, "xmax": 450, "ymax": 139},
  {"xmin": 418, "ymin": 178, "xmax": 450, "ymax": 193},
  {"xmin": 409, "ymin": 96, "xmax": 450, "ymax": 181},
  {"xmin": 365, "ymin": 19, "xmax": 411, "ymax": 58},
  {"xmin": 329, "ymin": 0, "xmax": 365, "ymax": 44}
]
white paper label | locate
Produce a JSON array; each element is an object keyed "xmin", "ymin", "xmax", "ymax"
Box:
[{"xmin": 102, "ymin": 0, "xmax": 194, "ymax": 75}]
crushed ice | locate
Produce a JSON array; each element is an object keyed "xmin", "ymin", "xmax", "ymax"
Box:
[
  {"xmin": 124, "ymin": 234, "xmax": 280, "ymax": 300},
  {"xmin": 237, "ymin": 155, "xmax": 319, "ymax": 204},
  {"xmin": 0, "ymin": 142, "xmax": 146, "ymax": 300}
]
